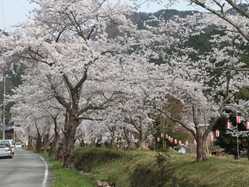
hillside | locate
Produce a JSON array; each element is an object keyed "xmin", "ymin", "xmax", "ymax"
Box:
[
  {"xmin": 132, "ymin": 9, "xmax": 199, "ymax": 29},
  {"xmin": 46, "ymin": 147, "xmax": 249, "ymax": 187}
]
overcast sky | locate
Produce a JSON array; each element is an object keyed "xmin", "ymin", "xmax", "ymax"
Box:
[{"xmin": 0, "ymin": 0, "xmax": 203, "ymax": 30}]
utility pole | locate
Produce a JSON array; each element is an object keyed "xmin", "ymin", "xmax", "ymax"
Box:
[{"xmin": 2, "ymin": 73, "xmax": 5, "ymax": 140}]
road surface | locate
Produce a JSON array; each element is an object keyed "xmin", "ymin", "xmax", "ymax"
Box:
[{"xmin": 0, "ymin": 149, "xmax": 50, "ymax": 187}]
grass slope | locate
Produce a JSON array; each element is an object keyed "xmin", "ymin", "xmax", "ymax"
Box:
[
  {"xmin": 170, "ymin": 154, "xmax": 249, "ymax": 187},
  {"xmin": 86, "ymin": 150, "xmax": 159, "ymax": 187},
  {"xmin": 46, "ymin": 157, "xmax": 95, "ymax": 187},
  {"xmin": 45, "ymin": 148, "xmax": 249, "ymax": 187}
]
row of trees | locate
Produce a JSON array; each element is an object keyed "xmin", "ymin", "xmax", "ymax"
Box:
[{"xmin": 0, "ymin": 0, "xmax": 249, "ymax": 166}]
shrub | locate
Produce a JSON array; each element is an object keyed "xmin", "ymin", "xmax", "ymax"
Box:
[
  {"xmin": 73, "ymin": 147, "xmax": 124, "ymax": 171},
  {"xmin": 130, "ymin": 153, "xmax": 170, "ymax": 187}
]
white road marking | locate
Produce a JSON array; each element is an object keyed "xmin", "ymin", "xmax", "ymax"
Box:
[{"xmin": 39, "ymin": 156, "xmax": 48, "ymax": 187}]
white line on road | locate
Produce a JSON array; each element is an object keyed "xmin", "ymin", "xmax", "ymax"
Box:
[{"xmin": 39, "ymin": 156, "xmax": 48, "ymax": 187}]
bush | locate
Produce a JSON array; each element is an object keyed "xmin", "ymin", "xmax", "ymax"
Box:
[
  {"xmin": 130, "ymin": 153, "xmax": 170, "ymax": 187},
  {"xmin": 73, "ymin": 147, "xmax": 124, "ymax": 172}
]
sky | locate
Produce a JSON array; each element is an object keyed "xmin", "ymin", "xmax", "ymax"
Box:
[
  {"xmin": 0, "ymin": 0, "xmax": 33, "ymax": 30},
  {"xmin": 0, "ymin": 0, "xmax": 203, "ymax": 30}
]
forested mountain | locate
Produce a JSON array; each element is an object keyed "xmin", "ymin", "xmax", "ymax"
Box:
[{"xmin": 133, "ymin": 9, "xmax": 199, "ymax": 28}]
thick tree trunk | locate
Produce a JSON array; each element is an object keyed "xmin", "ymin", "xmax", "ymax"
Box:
[
  {"xmin": 196, "ymin": 129, "xmax": 208, "ymax": 161},
  {"xmin": 50, "ymin": 117, "xmax": 59, "ymax": 158},
  {"xmin": 246, "ymin": 138, "xmax": 249, "ymax": 160},
  {"xmin": 55, "ymin": 142, "xmax": 63, "ymax": 161},
  {"xmin": 51, "ymin": 73, "xmax": 89, "ymax": 167},
  {"xmin": 27, "ymin": 135, "xmax": 33, "ymax": 150},
  {"xmin": 35, "ymin": 134, "xmax": 42, "ymax": 153},
  {"xmin": 135, "ymin": 125, "xmax": 144, "ymax": 149},
  {"xmin": 62, "ymin": 111, "xmax": 79, "ymax": 168},
  {"xmin": 123, "ymin": 127, "xmax": 131, "ymax": 149},
  {"xmin": 43, "ymin": 133, "xmax": 50, "ymax": 151},
  {"xmin": 35, "ymin": 123, "xmax": 42, "ymax": 153},
  {"xmin": 202, "ymin": 133, "xmax": 209, "ymax": 160}
]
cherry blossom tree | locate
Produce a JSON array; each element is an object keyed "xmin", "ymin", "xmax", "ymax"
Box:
[
  {"xmin": 98, "ymin": 90, "xmax": 154, "ymax": 148},
  {"xmin": 5, "ymin": 0, "xmax": 249, "ymax": 164},
  {"xmin": 142, "ymin": 0, "xmax": 249, "ymax": 45},
  {"xmin": 11, "ymin": 101, "xmax": 53, "ymax": 152},
  {"xmin": 0, "ymin": 0, "xmax": 147, "ymax": 167},
  {"xmin": 132, "ymin": 7, "xmax": 249, "ymax": 160},
  {"xmin": 190, "ymin": 0, "xmax": 249, "ymax": 42}
]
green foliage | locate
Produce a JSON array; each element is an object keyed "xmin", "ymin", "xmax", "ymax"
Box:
[
  {"xmin": 44, "ymin": 148, "xmax": 249, "ymax": 187},
  {"xmin": 73, "ymin": 147, "xmax": 124, "ymax": 172},
  {"xmin": 153, "ymin": 96, "xmax": 192, "ymax": 150},
  {"xmin": 170, "ymin": 154, "xmax": 249, "ymax": 187},
  {"xmin": 213, "ymin": 117, "xmax": 237, "ymax": 155},
  {"xmin": 73, "ymin": 148, "xmax": 162, "ymax": 187},
  {"xmin": 214, "ymin": 115, "xmax": 249, "ymax": 157},
  {"xmin": 236, "ymin": 86, "xmax": 249, "ymax": 100},
  {"xmin": 130, "ymin": 152, "xmax": 170, "ymax": 187},
  {"xmin": 134, "ymin": 9, "xmax": 198, "ymax": 30},
  {"xmin": 43, "ymin": 154, "xmax": 95, "ymax": 187}
]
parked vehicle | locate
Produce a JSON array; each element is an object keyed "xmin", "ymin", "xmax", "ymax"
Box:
[
  {"xmin": 0, "ymin": 143, "xmax": 13, "ymax": 158},
  {"xmin": 15, "ymin": 142, "xmax": 23, "ymax": 149},
  {"xmin": 0, "ymin": 140, "xmax": 15, "ymax": 153}
]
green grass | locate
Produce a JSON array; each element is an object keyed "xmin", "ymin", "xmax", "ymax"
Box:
[
  {"xmin": 77, "ymin": 149, "xmax": 166, "ymax": 187},
  {"xmin": 74, "ymin": 148, "xmax": 249, "ymax": 187},
  {"xmin": 169, "ymin": 153, "xmax": 249, "ymax": 187},
  {"xmin": 43, "ymin": 149, "xmax": 166, "ymax": 187},
  {"xmin": 45, "ymin": 156, "xmax": 95, "ymax": 187},
  {"xmin": 43, "ymin": 149, "xmax": 249, "ymax": 187}
]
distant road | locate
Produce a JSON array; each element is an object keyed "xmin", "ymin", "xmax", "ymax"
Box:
[{"xmin": 0, "ymin": 149, "xmax": 50, "ymax": 187}]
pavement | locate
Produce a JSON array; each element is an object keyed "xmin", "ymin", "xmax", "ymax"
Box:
[{"xmin": 0, "ymin": 149, "xmax": 50, "ymax": 187}]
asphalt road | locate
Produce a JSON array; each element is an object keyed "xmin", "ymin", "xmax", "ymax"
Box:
[{"xmin": 0, "ymin": 149, "xmax": 50, "ymax": 187}]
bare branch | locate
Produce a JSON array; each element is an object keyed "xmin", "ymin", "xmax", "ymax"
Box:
[
  {"xmin": 157, "ymin": 107, "xmax": 196, "ymax": 138},
  {"xmin": 46, "ymin": 75, "xmax": 70, "ymax": 109},
  {"xmin": 192, "ymin": 0, "xmax": 249, "ymax": 41},
  {"xmin": 226, "ymin": 0, "xmax": 249, "ymax": 19}
]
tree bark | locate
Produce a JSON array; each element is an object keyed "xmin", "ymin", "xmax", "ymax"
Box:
[
  {"xmin": 62, "ymin": 110, "xmax": 79, "ymax": 168},
  {"xmin": 49, "ymin": 116, "xmax": 60, "ymax": 158},
  {"xmin": 247, "ymin": 139, "xmax": 249, "ymax": 160},
  {"xmin": 196, "ymin": 129, "xmax": 208, "ymax": 161},
  {"xmin": 35, "ymin": 122, "xmax": 42, "ymax": 153},
  {"xmin": 35, "ymin": 133, "xmax": 42, "ymax": 153},
  {"xmin": 123, "ymin": 127, "xmax": 132, "ymax": 149}
]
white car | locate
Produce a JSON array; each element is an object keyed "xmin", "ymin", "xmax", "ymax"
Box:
[
  {"xmin": 0, "ymin": 140, "xmax": 15, "ymax": 153},
  {"xmin": 0, "ymin": 143, "xmax": 13, "ymax": 158},
  {"xmin": 15, "ymin": 142, "xmax": 23, "ymax": 149}
]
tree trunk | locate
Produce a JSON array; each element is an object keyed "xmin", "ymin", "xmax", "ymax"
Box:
[
  {"xmin": 35, "ymin": 133, "xmax": 42, "ymax": 153},
  {"xmin": 27, "ymin": 135, "xmax": 33, "ymax": 150},
  {"xmin": 62, "ymin": 111, "xmax": 79, "ymax": 168},
  {"xmin": 196, "ymin": 129, "xmax": 208, "ymax": 161},
  {"xmin": 201, "ymin": 134, "xmax": 208, "ymax": 160},
  {"xmin": 246, "ymin": 138, "xmax": 249, "ymax": 160},
  {"xmin": 43, "ymin": 133, "xmax": 50, "ymax": 152},
  {"xmin": 136, "ymin": 125, "xmax": 144, "ymax": 149},
  {"xmin": 35, "ymin": 123, "xmax": 42, "ymax": 153},
  {"xmin": 123, "ymin": 127, "xmax": 131, "ymax": 149},
  {"xmin": 50, "ymin": 116, "xmax": 59, "ymax": 158}
]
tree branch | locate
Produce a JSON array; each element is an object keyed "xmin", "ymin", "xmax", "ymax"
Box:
[
  {"xmin": 192, "ymin": 0, "xmax": 249, "ymax": 42},
  {"xmin": 46, "ymin": 75, "xmax": 70, "ymax": 109},
  {"xmin": 157, "ymin": 108, "xmax": 196, "ymax": 138}
]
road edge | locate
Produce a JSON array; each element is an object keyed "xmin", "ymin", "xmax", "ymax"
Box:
[{"xmin": 39, "ymin": 155, "xmax": 49, "ymax": 187}]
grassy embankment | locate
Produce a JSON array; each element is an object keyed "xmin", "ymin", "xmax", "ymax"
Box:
[
  {"xmin": 45, "ymin": 148, "xmax": 249, "ymax": 187},
  {"xmin": 44, "ymin": 155, "xmax": 95, "ymax": 187}
]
